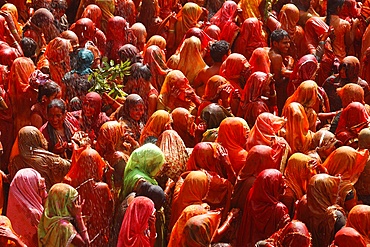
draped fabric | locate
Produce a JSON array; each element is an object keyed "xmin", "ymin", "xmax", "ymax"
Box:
[
  {"xmin": 305, "ymin": 17, "xmax": 329, "ymax": 54},
  {"xmin": 71, "ymin": 48, "xmax": 94, "ymax": 76},
  {"xmin": 143, "ymin": 35, "xmax": 167, "ymax": 58},
  {"xmin": 117, "ymin": 196, "xmax": 155, "ymax": 247},
  {"xmin": 219, "ymin": 53, "xmax": 250, "ymax": 91},
  {"xmin": 180, "ymin": 27, "xmax": 214, "ymax": 52},
  {"xmin": 278, "ymin": 4, "xmax": 300, "ymax": 38},
  {"xmin": 157, "ymin": 70, "xmax": 198, "ymax": 112},
  {"xmin": 238, "ymin": 0, "xmax": 262, "ymax": 19},
  {"xmin": 143, "ymin": 45, "xmax": 169, "ymax": 92},
  {"xmin": 234, "ymin": 18, "xmax": 267, "ymax": 60},
  {"xmin": 171, "ymin": 107, "xmax": 196, "ymax": 148},
  {"xmin": 0, "ymin": 4, "xmax": 22, "ymax": 36},
  {"xmin": 95, "ymin": 0, "xmax": 115, "ymax": 32},
  {"xmin": 199, "ymin": 103, "xmax": 232, "ymax": 129},
  {"xmin": 202, "ymin": 75, "xmax": 229, "ymax": 102},
  {"xmin": 139, "ymin": 110, "xmax": 171, "ymax": 145},
  {"xmin": 81, "ymin": 4, "xmax": 102, "ymax": 29},
  {"xmin": 9, "ymin": 126, "xmax": 71, "ymax": 189},
  {"xmin": 38, "ymin": 183, "xmax": 78, "ymax": 247},
  {"xmin": 231, "ymin": 145, "xmax": 282, "ymax": 210},
  {"xmin": 322, "ymin": 146, "xmax": 368, "ymax": 207},
  {"xmin": 346, "ymin": 205, "xmax": 370, "ymax": 244},
  {"xmin": 237, "ymin": 169, "xmax": 290, "ymax": 247},
  {"xmin": 216, "ymin": 117, "xmax": 249, "ymax": 174},
  {"xmin": 249, "ymin": 47, "xmax": 271, "ymax": 74},
  {"xmin": 7, "ymin": 168, "xmax": 44, "ymax": 247},
  {"xmin": 121, "ymin": 143, "xmax": 165, "ymax": 198},
  {"xmin": 283, "ymin": 102, "xmax": 313, "ymax": 154},
  {"xmin": 330, "ymin": 226, "xmax": 367, "ymax": 247},
  {"xmin": 187, "ymin": 142, "xmax": 236, "ymax": 183}
]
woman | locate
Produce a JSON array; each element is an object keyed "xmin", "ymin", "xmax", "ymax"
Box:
[
  {"xmin": 219, "ymin": 53, "xmax": 251, "ymax": 92},
  {"xmin": 202, "ymin": 75, "xmax": 233, "ymax": 110},
  {"xmin": 64, "ymin": 146, "xmax": 113, "ymax": 247},
  {"xmin": 30, "ymin": 80, "xmax": 61, "ymax": 129},
  {"xmin": 233, "ymin": 18, "xmax": 267, "ymax": 60},
  {"xmin": 283, "ymin": 102, "xmax": 314, "ymax": 154},
  {"xmin": 81, "ymin": 4, "xmax": 102, "ymax": 29},
  {"xmin": 346, "ymin": 205, "xmax": 370, "ymax": 244},
  {"xmin": 121, "ymin": 143, "xmax": 165, "ymax": 199},
  {"xmin": 0, "ymin": 3, "xmax": 22, "ymax": 36},
  {"xmin": 40, "ymin": 99, "xmax": 79, "ymax": 158},
  {"xmin": 330, "ymin": 226, "xmax": 367, "ymax": 247},
  {"xmin": 157, "ymin": 70, "xmax": 201, "ymax": 113},
  {"xmin": 139, "ymin": 110, "xmax": 172, "ymax": 145},
  {"xmin": 136, "ymin": 0, "xmax": 162, "ymax": 38},
  {"xmin": 143, "ymin": 45, "xmax": 169, "ymax": 92},
  {"xmin": 322, "ymin": 146, "xmax": 368, "ymax": 211},
  {"xmin": 249, "ymin": 47, "xmax": 271, "ymax": 74},
  {"xmin": 231, "ymin": 145, "xmax": 283, "ymax": 210},
  {"xmin": 216, "ymin": 117, "xmax": 249, "ymax": 174},
  {"xmin": 171, "ymin": 107, "xmax": 197, "ymax": 148},
  {"xmin": 7, "ymin": 168, "xmax": 47, "ymax": 247},
  {"xmin": 131, "ymin": 23, "xmax": 147, "ymax": 52},
  {"xmin": 236, "ymin": 71, "xmax": 274, "ymax": 127},
  {"xmin": 295, "ymin": 174, "xmax": 345, "ymax": 247},
  {"xmin": 38, "ymin": 183, "xmax": 89, "ymax": 246},
  {"xmin": 8, "ymin": 126, "xmax": 71, "ymax": 189},
  {"xmin": 0, "ymin": 216, "xmax": 27, "ymax": 246},
  {"xmin": 187, "ymin": 142, "xmax": 236, "ymax": 184},
  {"xmin": 117, "ymin": 196, "xmax": 157, "ymax": 247},
  {"xmin": 308, "ymin": 129, "xmax": 340, "ymax": 163},
  {"xmin": 167, "ymin": 36, "xmax": 207, "ymax": 85},
  {"xmin": 143, "ymin": 35, "xmax": 167, "ymax": 57},
  {"xmin": 236, "ymin": 169, "xmax": 291, "ymax": 247}
]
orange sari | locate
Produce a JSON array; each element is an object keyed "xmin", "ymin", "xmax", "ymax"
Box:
[
  {"xmin": 139, "ymin": 110, "xmax": 172, "ymax": 145},
  {"xmin": 220, "ymin": 53, "xmax": 250, "ymax": 91},
  {"xmin": 346, "ymin": 205, "xmax": 370, "ymax": 244}
]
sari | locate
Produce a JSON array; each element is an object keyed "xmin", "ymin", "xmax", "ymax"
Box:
[
  {"xmin": 295, "ymin": 174, "xmax": 344, "ymax": 247},
  {"xmin": 95, "ymin": 0, "xmax": 115, "ymax": 32},
  {"xmin": 168, "ymin": 204, "xmax": 209, "ymax": 247},
  {"xmin": 143, "ymin": 45, "xmax": 169, "ymax": 91},
  {"xmin": 143, "ymin": 35, "xmax": 167, "ymax": 57},
  {"xmin": 249, "ymin": 47, "xmax": 271, "ymax": 74},
  {"xmin": 216, "ymin": 117, "xmax": 249, "ymax": 174},
  {"xmin": 81, "ymin": 4, "xmax": 102, "ymax": 29},
  {"xmin": 7, "ymin": 168, "xmax": 45, "ymax": 247},
  {"xmin": 232, "ymin": 145, "xmax": 282, "ymax": 210},
  {"xmin": 233, "ymin": 18, "xmax": 267, "ymax": 60},
  {"xmin": 219, "ymin": 53, "xmax": 250, "ymax": 91},
  {"xmin": 322, "ymin": 146, "xmax": 368, "ymax": 207},
  {"xmin": 181, "ymin": 212, "xmax": 222, "ymax": 246},
  {"xmin": 131, "ymin": 23, "xmax": 147, "ymax": 51},
  {"xmin": 170, "ymin": 170, "xmax": 209, "ymax": 229},
  {"xmin": 288, "ymin": 55, "xmax": 319, "ymax": 96},
  {"xmin": 38, "ymin": 183, "xmax": 78, "ymax": 246},
  {"xmin": 64, "ymin": 146, "xmax": 113, "ymax": 247},
  {"xmin": 167, "ymin": 36, "xmax": 206, "ymax": 85},
  {"xmin": 139, "ymin": 110, "xmax": 171, "ymax": 145},
  {"xmin": 157, "ymin": 70, "xmax": 198, "ymax": 112},
  {"xmin": 187, "ymin": 142, "xmax": 236, "ymax": 183},
  {"xmin": 283, "ymin": 102, "xmax": 313, "ymax": 154},
  {"xmin": 330, "ymin": 227, "xmax": 367, "ymax": 247},
  {"xmin": 117, "ymin": 196, "xmax": 155, "ymax": 247},
  {"xmin": 346, "ymin": 205, "xmax": 370, "ymax": 244},
  {"xmin": 305, "ymin": 17, "xmax": 329, "ymax": 54},
  {"xmin": 171, "ymin": 107, "xmax": 196, "ymax": 148},
  {"xmin": 199, "ymin": 103, "xmax": 231, "ymax": 130},
  {"xmin": 237, "ymin": 71, "xmax": 271, "ymax": 127},
  {"xmin": 180, "ymin": 27, "xmax": 213, "ymax": 52},
  {"xmin": 335, "ymin": 102, "xmax": 370, "ymax": 145},
  {"xmin": 237, "ymin": 169, "xmax": 290, "ymax": 247},
  {"xmin": 238, "ymin": 0, "xmax": 262, "ymax": 19},
  {"xmin": 115, "ymin": 0, "xmax": 136, "ymax": 27},
  {"xmin": 0, "ymin": 4, "xmax": 22, "ymax": 36},
  {"xmin": 337, "ymin": 83, "xmax": 365, "ymax": 109},
  {"xmin": 0, "ymin": 216, "xmax": 20, "ymax": 246},
  {"xmin": 202, "ymin": 75, "xmax": 229, "ymax": 103},
  {"xmin": 121, "ymin": 143, "xmax": 165, "ymax": 198},
  {"xmin": 8, "ymin": 126, "xmax": 71, "ymax": 189}
]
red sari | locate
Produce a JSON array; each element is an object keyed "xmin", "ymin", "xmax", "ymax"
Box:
[
  {"xmin": 330, "ymin": 227, "xmax": 367, "ymax": 247},
  {"xmin": 220, "ymin": 53, "xmax": 251, "ymax": 91},
  {"xmin": 346, "ymin": 205, "xmax": 370, "ymax": 244}
]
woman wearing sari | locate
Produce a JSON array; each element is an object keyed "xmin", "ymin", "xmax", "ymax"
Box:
[
  {"xmin": 236, "ymin": 71, "xmax": 274, "ymax": 127},
  {"xmin": 9, "ymin": 126, "xmax": 71, "ymax": 189},
  {"xmin": 233, "ymin": 18, "xmax": 267, "ymax": 60},
  {"xmin": 157, "ymin": 70, "xmax": 201, "ymax": 113},
  {"xmin": 117, "ymin": 196, "xmax": 157, "ymax": 247},
  {"xmin": 81, "ymin": 4, "xmax": 102, "ymax": 29},
  {"xmin": 237, "ymin": 169, "xmax": 290, "ymax": 247},
  {"xmin": 0, "ymin": 216, "xmax": 27, "ymax": 247},
  {"xmin": 322, "ymin": 146, "xmax": 368, "ymax": 211},
  {"xmin": 219, "ymin": 53, "xmax": 251, "ymax": 92},
  {"xmin": 283, "ymin": 102, "xmax": 314, "ymax": 154},
  {"xmin": 330, "ymin": 226, "xmax": 367, "ymax": 247},
  {"xmin": 171, "ymin": 107, "xmax": 197, "ymax": 147},
  {"xmin": 187, "ymin": 142, "xmax": 236, "ymax": 184},
  {"xmin": 346, "ymin": 204, "xmax": 370, "ymax": 244},
  {"xmin": 0, "ymin": 3, "xmax": 22, "ymax": 37},
  {"xmin": 7, "ymin": 168, "xmax": 47, "ymax": 247},
  {"xmin": 64, "ymin": 146, "xmax": 113, "ymax": 247},
  {"xmin": 38, "ymin": 183, "xmax": 90, "ymax": 246},
  {"xmin": 115, "ymin": 0, "xmax": 136, "ymax": 28},
  {"xmin": 201, "ymin": 75, "xmax": 233, "ymax": 110},
  {"xmin": 216, "ymin": 117, "xmax": 249, "ymax": 174},
  {"xmin": 137, "ymin": 0, "xmax": 162, "ymax": 38},
  {"xmin": 139, "ymin": 110, "xmax": 172, "ymax": 145},
  {"xmin": 167, "ymin": 36, "xmax": 207, "ymax": 85},
  {"xmin": 143, "ymin": 45, "xmax": 169, "ymax": 92},
  {"xmin": 231, "ymin": 145, "xmax": 283, "ymax": 210},
  {"xmin": 295, "ymin": 174, "xmax": 346, "ymax": 247}
]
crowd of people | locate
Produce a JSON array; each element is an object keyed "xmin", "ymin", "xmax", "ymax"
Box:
[{"xmin": 0, "ymin": 0, "xmax": 369, "ymax": 246}]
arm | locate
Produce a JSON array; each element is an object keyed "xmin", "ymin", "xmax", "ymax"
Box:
[
  {"xmin": 212, "ymin": 208, "xmax": 240, "ymax": 243},
  {"xmin": 0, "ymin": 227, "xmax": 27, "ymax": 247},
  {"xmin": 70, "ymin": 196, "xmax": 90, "ymax": 246}
]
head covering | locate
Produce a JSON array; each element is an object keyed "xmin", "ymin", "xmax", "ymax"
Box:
[
  {"xmin": 285, "ymin": 80, "xmax": 319, "ymax": 110},
  {"xmin": 0, "ymin": 3, "xmax": 22, "ymax": 35},
  {"xmin": 340, "ymin": 56, "xmax": 361, "ymax": 82},
  {"xmin": 171, "ymin": 107, "xmax": 196, "ymax": 147},
  {"xmin": 60, "ymin": 30, "xmax": 79, "ymax": 49},
  {"xmin": 140, "ymin": 110, "xmax": 172, "ymax": 144},
  {"xmin": 337, "ymin": 83, "xmax": 365, "ymax": 108},
  {"xmin": 131, "ymin": 23, "xmax": 147, "ymax": 49},
  {"xmin": 117, "ymin": 196, "xmax": 155, "ymax": 247},
  {"xmin": 220, "ymin": 53, "xmax": 250, "ymax": 90},
  {"xmin": 31, "ymin": 8, "xmax": 54, "ymax": 27},
  {"xmin": 142, "ymin": 45, "xmax": 168, "ymax": 91},
  {"xmin": 237, "ymin": 169, "xmax": 290, "ymax": 246},
  {"xmin": 331, "ymin": 227, "xmax": 367, "ymax": 247},
  {"xmin": 249, "ymin": 47, "xmax": 271, "ymax": 74},
  {"xmin": 118, "ymin": 44, "xmax": 142, "ymax": 64},
  {"xmin": 38, "ymin": 183, "xmax": 78, "ymax": 246},
  {"xmin": 143, "ymin": 35, "xmax": 166, "ymax": 56},
  {"xmin": 83, "ymin": 92, "xmax": 102, "ymax": 120},
  {"xmin": 305, "ymin": 17, "xmax": 329, "ymax": 53},
  {"xmin": 288, "ymin": 55, "xmax": 319, "ymax": 95},
  {"xmin": 278, "ymin": 4, "xmax": 300, "ymax": 37},
  {"xmin": 210, "ymin": 1, "xmax": 238, "ymax": 30},
  {"xmin": 182, "ymin": 27, "xmax": 213, "ymax": 51},
  {"xmin": 81, "ymin": 4, "xmax": 102, "ymax": 29},
  {"xmin": 346, "ymin": 205, "xmax": 370, "ymax": 244},
  {"xmin": 203, "ymin": 25, "xmax": 221, "ymax": 40},
  {"xmin": 72, "ymin": 48, "xmax": 94, "ymax": 75},
  {"xmin": 7, "ymin": 168, "xmax": 45, "ymax": 247},
  {"xmin": 202, "ymin": 75, "xmax": 230, "ymax": 102},
  {"xmin": 136, "ymin": 183, "xmax": 165, "ymax": 210},
  {"xmin": 70, "ymin": 18, "xmax": 95, "ymax": 47},
  {"xmin": 216, "ymin": 117, "xmax": 249, "ymax": 173},
  {"xmin": 122, "ymin": 143, "xmax": 165, "ymax": 197},
  {"xmin": 200, "ymin": 103, "xmax": 232, "ymax": 129}
]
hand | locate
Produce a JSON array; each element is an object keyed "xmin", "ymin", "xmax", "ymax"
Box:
[
  {"xmin": 232, "ymin": 89, "xmax": 241, "ymax": 99},
  {"xmin": 166, "ymin": 178, "xmax": 175, "ymax": 189},
  {"xmin": 228, "ymin": 208, "xmax": 240, "ymax": 219},
  {"xmin": 148, "ymin": 214, "xmax": 156, "ymax": 237},
  {"xmin": 53, "ymin": 141, "xmax": 67, "ymax": 154},
  {"xmin": 169, "ymin": 12, "xmax": 177, "ymax": 26},
  {"xmin": 219, "ymin": 84, "xmax": 233, "ymax": 101},
  {"xmin": 0, "ymin": 226, "xmax": 18, "ymax": 241},
  {"xmin": 70, "ymin": 195, "xmax": 85, "ymax": 218}
]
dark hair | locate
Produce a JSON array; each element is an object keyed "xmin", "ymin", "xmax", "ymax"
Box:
[
  {"xmin": 38, "ymin": 81, "xmax": 61, "ymax": 102},
  {"xmin": 130, "ymin": 62, "xmax": 152, "ymax": 81},
  {"xmin": 51, "ymin": 0, "xmax": 68, "ymax": 10},
  {"xmin": 270, "ymin": 29, "xmax": 290, "ymax": 44},
  {"xmin": 326, "ymin": 0, "xmax": 345, "ymax": 25},
  {"xmin": 47, "ymin": 98, "xmax": 66, "ymax": 112},
  {"xmin": 20, "ymin": 37, "xmax": 37, "ymax": 58},
  {"xmin": 210, "ymin": 40, "xmax": 230, "ymax": 62}
]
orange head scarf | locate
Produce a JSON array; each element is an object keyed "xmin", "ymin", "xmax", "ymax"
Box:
[
  {"xmin": 1, "ymin": 3, "xmax": 22, "ymax": 35},
  {"xmin": 8, "ymin": 57, "xmax": 35, "ymax": 97},
  {"xmin": 331, "ymin": 226, "xmax": 367, "ymax": 247},
  {"xmin": 202, "ymin": 75, "xmax": 229, "ymax": 102},
  {"xmin": 143, "ymin": 35, "xmax": 166, "ymax": 57},
  {"xmin": 278, "ymin": 4, "xmax": 299, "ymax": 37},
  {"xmin": 285, "ymin": 80, "xmax": 319, "ymax": 110},
  {"xmin": 81, "ymin": 4, "xmax": 102, "ymax": 29},
  {"xmin": 220, "ymin": 53, "xmax": 250, "ymax": 90},
  {"xmin": 175, "ymin": 2, "xmax": 202, "ymax": 46},
  {"xmin": 216, "ymin": 117, "xmax": 249, "ymax": 173},
  {"xmin": 140, "ymin": 110, "xmax": 172, "ymax": 144},
  {"xmin": 346, "ymin": 205, "xmax": 370, "ymax": 244},
  {"xmin": 249, "ymin": 47, "xmax": 271, "ymax": 74},
  {"xmin": 337, "ymin": 83, "xmax": 365, "ymax": 108}
]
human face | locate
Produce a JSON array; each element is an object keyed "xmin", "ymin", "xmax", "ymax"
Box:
[
  {"xmin": 82, "ymin": 100, "xmax": 96, "ymax": 118},
  {"xmin": 129, "ymin": 103, "xmax": 145, "ymax": 121},
  {"xmin": 38, "ymin": 177, "xmax": 48, "ymax": 204},
  {"xmin": 47, "ymin": 106, "xmax": 66, "ymax": 130},
  {"xmin": 275, "ymin": 36, "xmax": 291, "ymax": 54}
]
